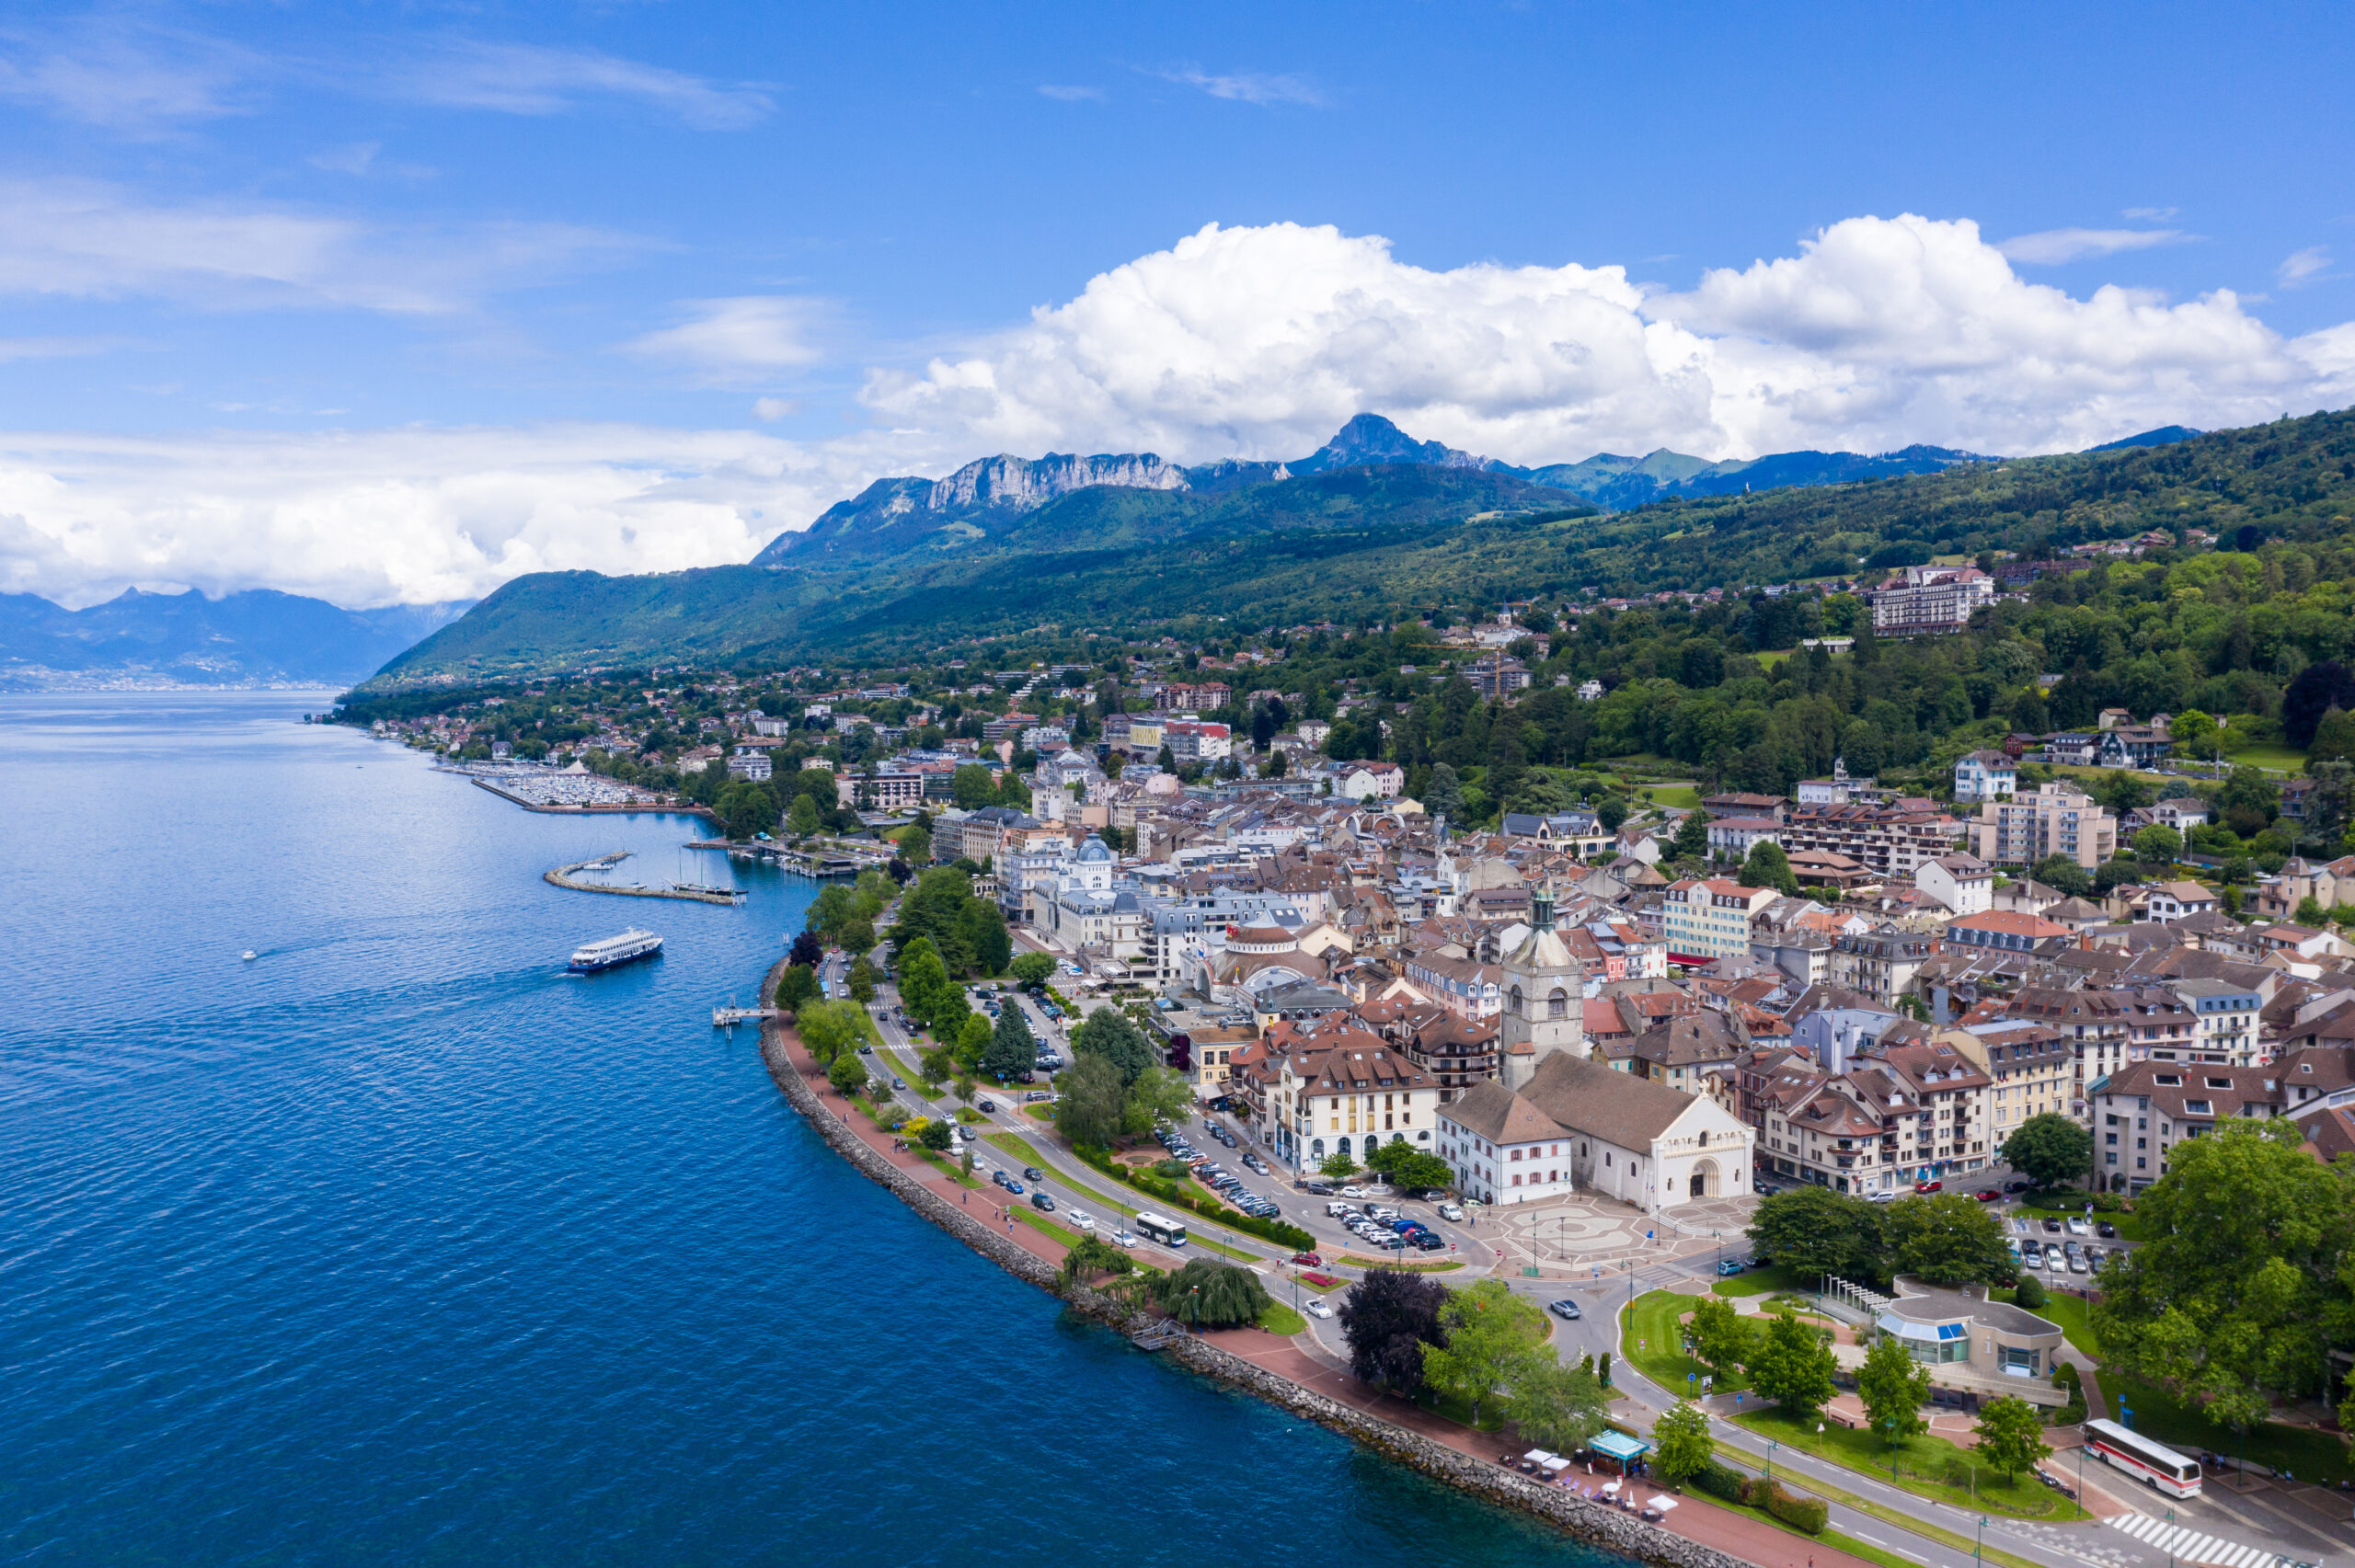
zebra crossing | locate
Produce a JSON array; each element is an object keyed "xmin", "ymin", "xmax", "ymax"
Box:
[{"xmin": 2107, "ymin": 1508, "xmax": 2292, "ymax": 1568}]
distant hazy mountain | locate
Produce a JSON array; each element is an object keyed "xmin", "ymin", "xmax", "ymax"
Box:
[
  {"xmin": 2088, "ymin": 425, "xmax": 2202, "ymax": 452},
  {"xmin": 751, "ymin": 413, "xmax": 2001, "ymax": 562},
  {"xmin": 0, "ymin": 588, "xmax": 474, "ymax": 690}
]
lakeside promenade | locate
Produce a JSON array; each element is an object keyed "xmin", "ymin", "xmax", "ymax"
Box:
[{"xmin": 760, "ymin": 982, "xmax": 1865, "ymax": 1568}]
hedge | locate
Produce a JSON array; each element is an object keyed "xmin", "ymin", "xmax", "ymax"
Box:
[
  {"xmin": 1748, "ymin": 1480, "xmax": 1828, "ymax": 1534},
  {"xmin": 1072, "ymin": 1145, "xmax": 1315, "ymax": 1252},
  {"xmin": 1693, "ymin": 1461, "xmax": 1746, "ymax": 1502}
]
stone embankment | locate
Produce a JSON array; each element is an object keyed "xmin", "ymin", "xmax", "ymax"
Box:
[
  {"xmin": 755, "ymin": 963, "xmax": 1754, "ymax": 1568},
  {"xmin": 544, "ymin": 853, "xmax": 741, "ymax": 905}
]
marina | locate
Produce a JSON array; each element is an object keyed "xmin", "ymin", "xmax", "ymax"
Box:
[
  {"xmin": 544, "ymin": 851, "xmax": 744, "ymax": 905},
  {"xmin": 688, "ymin": 837, "xmax": 882, "ymax": 879}
]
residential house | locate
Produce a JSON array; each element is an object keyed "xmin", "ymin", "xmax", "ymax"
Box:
[
  {"xmin": 1917, "ymin": 853, "xmax": 1994, "ymax": 916},
  {"xmin": 1706, "ymin": 815, "xmax": 1784, "ymax": 862},
  {"xmin": 1953, "ymin": 750, "xmax": 2018, "ymax": 803},
  {"xmin": 1940, "ymin": 910, "xmax": 2071, "ymax": 956},
  {"xmin": 2164, "ymin": 977, "xmax": 2264, "ymax": 1065},
  {"xmin": 2090, "ymin": 1061, "xmax": 2284, "ymax": 1192}
]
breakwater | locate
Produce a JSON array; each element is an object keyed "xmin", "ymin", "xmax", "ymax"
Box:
[
  {"xmin": 545, "ymin": 853, "xmax": 741, "ymax": 905},
  {"xmin": 754, "ymin": 959, "xmax": 1751, "ymax": 1568}
]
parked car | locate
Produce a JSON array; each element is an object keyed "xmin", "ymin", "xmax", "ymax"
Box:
[
  {"xmin": 1029, "ymin": 1191, "xmax": 1055, "ymax": 1211},
  {"xmin": 1866, "ymin": 1189, "xmax": 1899, "ymax": 1203},
  {"xmin": 1973, "ymin": 1189, "xmax": 2000, "ymax": 1202},
  {"xmin": 1716, "ymin": 1259, "xmax": 1747, "ymax": 1276},
  {"xmin": 2065, "ymin": 1217, "xmax": 2092, "ymax": 1237},
  {"xmin": 1004, "ymin": 1178, "xmax": 1024, "ymax": 1195},
  {"xmin": 1547, "ymin": 1299, "xmax": 1583, "ymax": 1320},
  {"xmin": 1304, "ymin": 1299, "xmax": 1334, "ymax": 1320},
  {"xmin": 2042, "ymin": 1218, "xmax": 2062, "ymax": 1233},
  {"xmin": 991, "ymin": 1169, "xmax": 1011, "ymax": 1189},
  {"xmin": 2096, "ymin": 1220, "xmax": 2118, "ymax": 1239},
  {"xmin": 1436, "ymin": 1203, "xmax": 1465, "ymax": 1222},
  {"xmin": 1914, "ymin": 1179, "xmax": 1943, "ymax": 1194},
  {"xmin": 1411, "ymin": 1233, "xmax": 1446, "ymax": 1251},
  {"xmin": 1339, "ymin": 1185, "xmax": 1367, "ymax": 1198},
  {"xmin": 1067, "ymin": 1208, "xmax": 1097, "ymax": 1232},
  {"xmin": 1291, "ymin": 1252, "xmax": 1323, "ymax": 1267}
]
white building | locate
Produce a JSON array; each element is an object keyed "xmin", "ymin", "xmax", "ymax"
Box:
[
  {"xmin": 1916, "ymin": 853, "xmax": 1994, "ymax": 916},
  {"xmin": 726, "ymin": 745, "xmax": 772, "ymax": 782},
  {"xmin": 1706, "ymin": 816, "xmax": 1783, "ymax": 862},
  {"xmin": 1336, "ymin": 761, "xmax": 1405, "ymax": 800},
  {"xmin": 1870, "ymin": 565, "xmax": 1995, "ymax": 636},
  {"xmin": 1438, "ymin": 1052, "xmax": 1753, "ymax": 1210},
  {"xmin": 1952, "ymin": 750, "xmax": 2018, "ymax": 803}
]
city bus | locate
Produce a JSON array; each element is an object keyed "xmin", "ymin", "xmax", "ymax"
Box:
[
  {"xmin": 2084, "ymin": 1418, "xmax": 2202, "ymax": 1497},
  {"xmin": 1133, "ymin": 1212, "xmax": 1188, "ymax": 1248}
]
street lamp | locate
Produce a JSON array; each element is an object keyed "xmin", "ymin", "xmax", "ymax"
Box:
[
  {"xmin": 1764, "ymin": 1439, "xmax": 1778, "ymax": 1487},
  {"xmin": 1974, "ymin": 1514, "xmax": 1988, "ymax": 1568}
]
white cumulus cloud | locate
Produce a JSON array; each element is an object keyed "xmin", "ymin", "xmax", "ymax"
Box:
[{"xmin": 6, "ymin": 213, "xmax": 2355, "ymax": 610}]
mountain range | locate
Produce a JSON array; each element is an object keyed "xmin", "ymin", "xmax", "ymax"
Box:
[
  {"xmin": 364, "ymin": 408, "xmax": 2291, "ymax": 688},
  {"xmin": 752, "ymin": 413, "xmax": 2004, "ymax": 563},
  {"xmin": 0, "ymin": 589, "xmax": 473, "ymax": 690}
]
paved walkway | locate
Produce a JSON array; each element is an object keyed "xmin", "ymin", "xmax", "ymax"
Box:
[{"xmin": 1488, "ymin": 1192, "xmax": 1761, "ymax": 1276}]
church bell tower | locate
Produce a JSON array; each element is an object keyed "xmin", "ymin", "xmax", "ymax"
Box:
[{"xmin": 1499, "ymin": 879, "xmax": 1587, "ymax": 1092}]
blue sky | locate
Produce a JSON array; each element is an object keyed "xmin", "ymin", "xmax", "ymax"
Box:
[{"xmin": 1, "ymin": 1, "xmax": 2351, "ymax": 606}]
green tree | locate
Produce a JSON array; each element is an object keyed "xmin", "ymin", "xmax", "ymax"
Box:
[
  {"xmin": 917, "ymin": 1046, "xmax": 954, "ymax": 1087},
  {"xmin": 1650, "ymin": 1399, "xmax": 1716, "ymax": 1484},
  {"xmin": 786, "ymin": 792, "xmax": 821, "ymax": 836},
  {"xmin": 953, "ymin": 1011, "xmax": 993, "ymax": 1070},
  {"xmin": 1740, "ymin": 839, "xmax": 1801, "ymax": 895},
  {"xmin": 1884, "ymin": 1194, "xmax": 2015, "ymax": 1288},
  {"xmin": 950, "ymin": 763, "xmax": 998, "ymax": 809},
  {"xmin": 982, "ymin": 1002, "xmax": 1038, "ymax": 1082},
  {"xmin": 959, "ymin": 898, "xmax": 1013, "ymax": 976},
  {"xmin": 1419, "ymin": 1280, "xmax": 1547, "ymax": 1425},
  {"xmin": 1505, "ymin": 1356, "xmax": 1611, "ymax": 1456},
  {"xmin": 1055, "ymin": 1052, "xmax": 1126, "ymax": 1149},
  {"xmin": 2002, "ymin": 1113, "xmax": 2094, "ymax": 1192},
  {"xmin": 846, "ymin": 956, "xmax": 878, "ymax": 1003},
  {"xmin": 2298, "ymin": 893, "xmax": 2329, "ymax": 925},
  {"xmin": 1973, "ymin": 1396, "xmax": 2053, "ymax": 1480},
  {"xmin": 2170, "ymin": 709, "xmax": 2222, "ymax": 762},
  {"xmin": 1320, "ymin": 1150, "xmax": 1361, "ymax": 1179},
  {"xmin": 1671, "ymin": 807, "xmax": 1711, "ymax": 864},
  {"xmin": 774, "ymin": 963, "xmax": 821, "ymax": 1013},
  {"xmin": 2093, "ymin": 1119, "xmax": 2355, "ymax": 1425},
  {"xmin": 1148, "ymin": 1258, "xmax": 1272, "ymax": 1329},
  {"xmin": 1122, "ymin": 1063, "xmax": 1197, "ymax": 1133},
  {"xmin": 1010, "ymin": 951, "xmax": 1059, "ymax": 986},
  {"xmin": 1855, "ymin": 1332, "xmax": 1933, "ymax": 1447},
  {"xmin": 827, "ymin": 1051, "xmax": 868, "ymax": 1096},
  {"xmin": 918, "ymin": 1117, "xmax": 954, "ymax": 1151},
  {"xmin": 1057, "ymin": 1233, "xmax": 1135, "ymax": 1291},
  {"xmin": 1072, "ymin": 1005, "xmax": 1155, "ymax": 1085},
  {"xmin": 2031, "ymin": 853, "xmax": 2094, "ymax": 898},
  {"xmin": 1686, "ymin": 1294, "xmax": 1757, "ymax": 1374},
  {"xmin": 897, "ymin": 936, "xmax": 955, "ymax": 1029},
  {"xmin": 1363, "ymin": 1141, "xmax": 1455, "ymax": 1193},
  {"xmin": 1597, "ymin": 795, "xmax": 1630, "ymax": 832},
  {"xmin": 1748, "ymin": 1186, "xmax": 1884, "ymax": 1281},
  {"xmin": 1748, "ymin": 1309, "xmax": 1838, "ymax": 1418},
  {"xmin": 2012, "ymin": 1273, "xmax": 2048, "ymax": 1310},
  {"xmin": 797, "ymin": 998, "xmax": 875, "ymax": 1063},
  {"xmin": 2133, "ymin": 824, "xmax": 2184, "ymax": 864},
  {"xmin": 2096, "ymin": 769, "xmax": 2153, "ymax": 813},
  {"xmin": 896, "ymin": 818, "xmax": 932, "ymax": 865}
]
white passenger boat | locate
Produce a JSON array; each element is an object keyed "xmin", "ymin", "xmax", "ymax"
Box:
[{"xmin": 569, "ymin": 929, "xmax": 663, "ymax": 973}]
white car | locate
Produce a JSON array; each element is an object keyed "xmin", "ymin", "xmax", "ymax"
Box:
[
  {"xmin": 2066, "ymin": 1217, "xmax": 2093, "ymax": 1237},
  {"xmin": 1066, "ymin": 1208, "xmax": 1097, "ymax": 1232},
  {"xmin": 1339, "ymin": 1185, "xmax": 1367, "ymax": 1198},
  {"xmin": 1436, "ymin": 1203, "xmax": 1465, "ymax": 1222},
  {"xmin": 1865, "ymin": 1189, "xmax": 1899, "ymax": 1203},
  {"xmin": 1108, "ymin": 1230, "xmax": 1139, "ymax": 1248},
  {"xmin": 1304, "ymin": 1299, "xmax": 1334, "ymax": 1320}
]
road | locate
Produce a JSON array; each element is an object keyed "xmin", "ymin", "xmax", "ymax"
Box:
[{"xmin": 815, "ymin": 916, "xmax": 2337, "ymax": 1568}]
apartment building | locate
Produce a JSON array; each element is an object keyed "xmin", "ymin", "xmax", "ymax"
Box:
[
  {"xmin": 1780, "ymin": 800, "xmax": 1969, "ymax": 879},
  {"xmin": 2165, "ymin": 977, "xmax": 2263, "ymax": 1065},
  {"xmin": 1751, "ymin": 1038, "xmax": 1992, "ymax": 1193},
  {"xmin": 1260, "ymin": 1016, "xmax": 1442, "ymax": 1172},
  {"xmin": 1829, "ymin": 924, "xmax": 1935, "ymax": 1007},
  {"xmin": 2090, "ymin": 1061, "xmax": 2284, "ymax": 1192},
  {"xmin": 1869, "ymin": 564, "xmax": 1995, "ymax": 635},
  {"xmin": 2001, "ymin": 985, "xmax": 2197, "ymax": 1115},
  {"xmin": 1947, "ymin": 1020, "xmax": 2074, "ymax": 1140},
  {"xmin": 1662, "ymin": 878, "xmax": 1779, "ymax": 962},
  {"xmin": 1970, "ymin": 782, "xmax": 2119, "ymax": 870}
]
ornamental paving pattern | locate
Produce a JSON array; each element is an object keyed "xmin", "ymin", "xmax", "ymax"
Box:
[{"xmin": 1482, "ymin": 1193, "xmax": 1762, "ymax": 1276}]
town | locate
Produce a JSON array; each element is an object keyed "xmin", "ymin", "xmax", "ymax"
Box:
[{"xmin": 343, "ymin": 545, "xmax": 2355, "ymax": 1568}]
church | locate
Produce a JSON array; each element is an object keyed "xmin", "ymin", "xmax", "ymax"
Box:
[{"xmin": 1434, "ymin": 881, "xmax": 1754, "ymax": 1212}]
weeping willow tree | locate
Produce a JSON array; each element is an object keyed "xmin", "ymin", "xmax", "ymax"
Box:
[{"xmin": 1146, "ymin": 1259, "xmax": 1272, "ymax": 1328}]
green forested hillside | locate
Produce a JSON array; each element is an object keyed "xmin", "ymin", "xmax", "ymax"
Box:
[{"xmin": 373, "ymin": 408, "xmax": 2355, "ymax": 685}]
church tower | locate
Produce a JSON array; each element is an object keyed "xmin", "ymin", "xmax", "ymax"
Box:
[{"xmin": 1499, "ymin": 879, "xmax": 1587, "ymax": 1093}]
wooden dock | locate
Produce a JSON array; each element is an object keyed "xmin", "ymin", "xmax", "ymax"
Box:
[
  {"xmin": 686, "ymin": 837, "xmax": 879, "ymax": 879},
  {"xmin": 544, "ymin": 853, "xmax": 743, "ymax": 906},
  {"xmin": 712, "ymin": 1006, "xmax": 785, "ymax": 1027}
]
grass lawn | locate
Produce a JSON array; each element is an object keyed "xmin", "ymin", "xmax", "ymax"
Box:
[
  {"xmin": 911, "ymin": 1149, "xmax": 985, "ymax": 1188},
  {"xmin": 2032, "ymin": 1289, "xmax": 2103, "ymax": 1359},
  {"xmin": 2225, "ymin": 743, "xmax": 2306, "ymax": 772},
  {"xmin": 1651, "ymin": 784, "xmax": 1703, "ymax": 808},
  {"xmin": 1006, "ymin": 1205, "xmax": 1088, "ymax": 1253},
  {"xmin": 2102, "ymin": 1374, "xmax": 2354, "ymax": 1485},
  {"xmin": 2014, "ymin": 1199, "xmax": 2154, "ymax": 1242},
  {"xmin": 1681, "ymin": 1492, "xmax": 1919, "ymax": 1568},
  {"xmin": 1418, "ymin": 1387, "xmax": 1507, "ymax": 1433},
  {"xmin": 1258, "ymin": 1302, "xmax": 1307, "ymax": 1336},
  {"xmin": 1733, "ymin": 1407, "xmax": 2088, "ymax": 1521},
  {"xmin": 1713, "ymin": 1264, "xmax": 1810, "ymax": 1299},
  {"xmin": 1336, "ymin": 1253, "xmax": 1465, "ymax": 1272},
  {"xmin": 1622, "ymin": 1290, "xmax": 1749, "ymax": 1394}
]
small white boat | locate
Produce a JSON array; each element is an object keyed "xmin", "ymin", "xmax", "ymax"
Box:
[{"xmin": 241, "ymin": 950, "xmax": 258, "ymax": 962}]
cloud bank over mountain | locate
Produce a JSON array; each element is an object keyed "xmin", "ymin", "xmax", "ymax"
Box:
[{"xmin": 6, "ymin": 213, "xmax": 2352, "ymax": 609}]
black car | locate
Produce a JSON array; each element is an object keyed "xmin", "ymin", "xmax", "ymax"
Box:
[
  {"xmin": 2096, "ymin": 1220, "xmax": 2118, "ymax": 1238},
  {"xmin": 1547, "ymin": 1299, "xmax": 1583, "ymax": 1320},
  {"xmin": 1023, "ymin": 1166, "xmax": 1044, "ymax": 1182},
  {"xmin": 1411, "ymin": 1233, "xmax": 1446, "ymax": 1251},
  {"xmin": 1029, "ymin": 1191, "xmax": 1055, "ymax": 1211}
]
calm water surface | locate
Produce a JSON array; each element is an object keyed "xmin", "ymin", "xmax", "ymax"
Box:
[{"xmin": 0, "ymin": 692, "xmax": 1623, "ymax": 1567}]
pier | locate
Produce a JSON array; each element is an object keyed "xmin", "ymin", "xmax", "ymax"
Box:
[
  {"xmin": 712, "ymin": 1006, "xmax": 785, "ymax": 1027},
  {"xmin": 544, "ymin": 853, "xmax": 744, "ymax": 905},
  {"xmin": 687, "ymin": 838, "xmax": 879, "ymax": 879}
]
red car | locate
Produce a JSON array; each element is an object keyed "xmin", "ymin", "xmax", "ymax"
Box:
[
  {"xmin": 1973, "ymin": 1189, "xmax": 2001, "ymax": 1203},
  {"xmin": 1291, "ymin": 1252, "xmax": 1323, "ymax": 1267},
  {"xmin": 1915, "ymin": 1179, "xmax": 1943, "ymax": 1194}
]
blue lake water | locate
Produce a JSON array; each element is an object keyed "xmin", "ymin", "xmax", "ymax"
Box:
[{"xmin": 0, "ymin": 692, "xmax": 1624, "ymax": 1567}]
